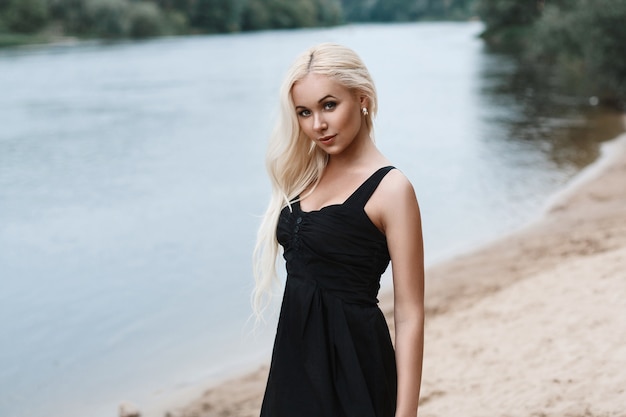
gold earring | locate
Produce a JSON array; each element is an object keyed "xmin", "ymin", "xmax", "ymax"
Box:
[{"xmin": 361, "ymin": 107, "xmax": 368, "ymax": 116}]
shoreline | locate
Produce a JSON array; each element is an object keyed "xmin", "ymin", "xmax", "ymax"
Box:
[{"xmin": 162, "ymin": 128, "xmax": 626, "ymax": 417}]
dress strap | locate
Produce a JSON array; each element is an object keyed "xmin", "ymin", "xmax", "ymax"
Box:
[{"xmin": 345, "ymin": 166, "xmax": 395, "ymax": 208}]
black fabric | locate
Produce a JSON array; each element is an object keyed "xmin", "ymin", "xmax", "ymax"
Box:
[{"xmin": 260, "ymin": 166, "xmax": 397, "ymax": 417}]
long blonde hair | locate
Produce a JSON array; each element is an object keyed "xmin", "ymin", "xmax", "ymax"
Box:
[{"xmin": 252, "ymin": 43, "xmax": 378, "ymax": 318}]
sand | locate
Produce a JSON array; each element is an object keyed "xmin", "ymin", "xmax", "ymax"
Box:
[{"xmin": 163, "ymin": 130, "xmax": 626, "ymax": 417}]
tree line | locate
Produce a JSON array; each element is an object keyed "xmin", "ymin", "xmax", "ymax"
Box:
[
  {"xmin": 2, "ymin": 0, "xmax": 623, "ymax": 107},
  {"xmin": 477, "ymin": 0, "xmax": 626, "ymax": 108},
  {"xmin": 0, "ymin": 0, "xmax": 474, "ymax": 44}
]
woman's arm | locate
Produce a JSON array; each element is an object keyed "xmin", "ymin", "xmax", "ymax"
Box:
[{"xmin": 379, "ymin": 171, "xmax": 425, "ymax": 417}]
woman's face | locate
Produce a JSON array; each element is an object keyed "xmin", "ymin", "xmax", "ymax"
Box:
[{"xmin": 291, "ymin": 73, "xmax": 368, "ymax": 156}]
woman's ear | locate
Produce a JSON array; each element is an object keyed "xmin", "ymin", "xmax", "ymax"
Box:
[{"xmin": 359, "ymin": 95, "xmax": 369, "ymax": 109}]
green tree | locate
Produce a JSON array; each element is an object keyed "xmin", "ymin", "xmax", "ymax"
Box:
[
  {"xmin": 340, "ymin": 0, "xmax": 375, "ymax": 21},
  {"xmin": 475, "ymin": 0, "xmax": 544, "ymax": 49},
  {"xmin": 154, "ymin": 0, "xmax": 193, "ymax": 13},
  {"xmin": 370, "ymin": 0, "xmax": 418, "ymax": 21},
  {"xmin": 48, "ymin": 0, "xmax": 90, "ymax": 34},
  {"xmin": 268, "ymin": 0, "xmax": 316, "ymax": 29},
  {"xmin": 313, "ymin": 0, "xmax": 342, "ymax": 26},
  {"xmin": 240, "ymin": 0, "xmax": 272, "ymax": 30},
  {"xmin": 446, "ymin": 0, "xmax": 475, "ymax": 20},
  {"xmin": 85, "ymin": 0, "xmax": 130, "ymax": 38},
  {"xmin": 414, "ymin": 0, "xmax": 446, "ymax": 19},
  {"xmin": 4, "ymin": 0, "xmax": 48, "ymax": 33},
  {"xmin": 528, "ymin": 0, "xmax": 626, "ymax": 106},
  {"xmin": 136, "ymin": 0, "xmax": 189, "ymax": 34},
  {"xmin": 0, "ymin": 0, "xmax": 11, "ymax": 14},
  {"xmin": 241, "ymin": 0, "xmax": 322, "ymax": 31},
  {"xmin": 476, "ymin": 0, "xmax": 541, "ymax": 30},
  {"xmin": 128, "ymin": 1, "xmax": 165, "ymax": 38},
  {"xmin": 582, "ymin": 0, "xmax": 626, "ymax": 101},
  {"xmin": 189, "ymin": 0, "xmax": 243, "ymax": 32}
]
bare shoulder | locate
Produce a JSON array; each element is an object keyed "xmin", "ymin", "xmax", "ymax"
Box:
[
  {"xmin": 378, "ymin": 168, "xmax": 418, "ymax": 207},
  {"xmin": 366, "ymin": 168, "xmax": 420, "ymax": 233}
]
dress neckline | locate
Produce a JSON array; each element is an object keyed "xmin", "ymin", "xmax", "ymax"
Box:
[{"xmin": 297, "ymin": 166, "xmax": 393, "ymax": 214}]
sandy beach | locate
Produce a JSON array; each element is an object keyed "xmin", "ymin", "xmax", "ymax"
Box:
[{"xmin": 165, "ymin": 128, "xmax": 626, "ymax": 417}]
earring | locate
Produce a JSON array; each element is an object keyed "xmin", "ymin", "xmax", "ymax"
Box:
[{"xmin": 361, "ymin": 107, "xmax": 368, "ymax": 116}]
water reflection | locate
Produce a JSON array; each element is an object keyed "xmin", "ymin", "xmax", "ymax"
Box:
[{"xmin": 478, "ymin": 51, "xmax": 624, "ymax": 170}]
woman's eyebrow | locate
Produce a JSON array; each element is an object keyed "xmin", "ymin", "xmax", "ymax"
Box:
[
  {"xmin": 294, "ymin": 95, "xmax": 338, "ymax": 109},
  {"xmin": 318, "ymin": 94, "xmax": 337, "ymax": 103}
]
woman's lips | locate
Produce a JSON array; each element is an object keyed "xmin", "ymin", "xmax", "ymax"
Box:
[{"xmin": 319, "ymin": 134, "xmax": 336, "ymax": 144}]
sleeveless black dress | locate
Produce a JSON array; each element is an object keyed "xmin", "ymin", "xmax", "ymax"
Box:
[{"xmin": 260, "ymin": 166, "xmax": 397, "ymax": 417}]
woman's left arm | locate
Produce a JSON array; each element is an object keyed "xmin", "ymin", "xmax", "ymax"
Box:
[{"xmin": 380, "ymin": 172, "xmax": 425, "ymax": 417}]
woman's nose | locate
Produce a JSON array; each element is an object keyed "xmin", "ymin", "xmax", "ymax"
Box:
[{"xmin": 313, "ymin": 113, "xmax": 327, "ymax": 131}]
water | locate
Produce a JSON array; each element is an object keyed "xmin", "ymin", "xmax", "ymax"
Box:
[{"xmin": 0, "ymin": 22, "xmax": 622, "ymax": 417}]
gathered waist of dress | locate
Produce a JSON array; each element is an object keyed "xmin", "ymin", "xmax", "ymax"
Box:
[{"xmin": 288, "ymin": 273, "xmax": 380, "ymax": 307}]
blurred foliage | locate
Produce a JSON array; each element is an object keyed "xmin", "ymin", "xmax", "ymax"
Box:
[
  {"xmin": 0, "ymin": 0, "xmax": 478, "ymax": 45},
  {"xmin": 475, "ymin": 0, "xmax": 540, "ymax": 35},
  {"xmin": 87, "ymin": 0, "xmax": 129, "ymax": 38},
  {"xmin": 477, "ymin": 0, "xmax": 626, "ymax": 108},
  {"xmin": 241, "ymin": 0, "xmax": 341, "ymax": 31},
  {"xmin": 1, "ymin": 0, "xmax": 622, "ymax": 107},
  {"xmin": 189, "ymin": 0, "xmax": 244, "ymax": 33},
  {"xmin": 341, "ymin": 0, "xmax": 475, "ymax": 22},
  {"xmin": 3, "ymin": 0, "xmax": 49, "ymax": 33},
  {"xmin": 128, "ymin": 1, "xmax": 165, "ymax": 38},
  {"xmin": 528, "ymin": 0, "xmax": 626, "ymax": 108}
]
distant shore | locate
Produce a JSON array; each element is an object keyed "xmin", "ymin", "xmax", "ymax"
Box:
[{"xmin": 163, "ymin": 123, "xmax": 626, "ymax": 417}]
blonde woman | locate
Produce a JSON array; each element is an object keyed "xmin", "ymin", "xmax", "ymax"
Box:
[{"xmin": 254, "ymin": 43, "xmax": 424, "ymax": 417}]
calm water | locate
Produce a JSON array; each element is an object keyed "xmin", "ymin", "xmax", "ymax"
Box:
[{"xmin": 0, "ymin": 22, "xmax": 622, "ymax": 417}]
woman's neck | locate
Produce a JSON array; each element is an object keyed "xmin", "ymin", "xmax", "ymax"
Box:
[{"xmin": 326, "ymin": 136, "xmax": 385, "ymax": 172}]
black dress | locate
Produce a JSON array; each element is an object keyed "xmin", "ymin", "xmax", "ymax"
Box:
[{"xmin": 260, "ymin": 166, "xmax": 397, "ymax": 417}]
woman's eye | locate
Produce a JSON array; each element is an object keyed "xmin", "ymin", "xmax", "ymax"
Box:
[
  {"xmin": 323, "ymin": 101, "xmax": 337, "ymax": 110},
  {"xmin": 298, "ymin": 109, "xmax": 311, "ymax": 117}
]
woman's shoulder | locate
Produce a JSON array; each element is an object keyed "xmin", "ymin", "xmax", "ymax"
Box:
[
  {"xmin": 381, "ymin": 168, "xmax": 416, "ymax": 201},
  {"xmin": 378, "ymin": 168, "xmax": 420, "ymax": 218},
  {"xmin": 366, "ymin": 167, "xmax": 420, "ymax": 233},
  {"xmin": 367, "ymin": 166, "xmax": 418, "ymax": 212}
]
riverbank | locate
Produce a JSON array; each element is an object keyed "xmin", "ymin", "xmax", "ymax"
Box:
[{"xmin": 160, "ymin": 122, "xmax": 626, "ymax": 417}]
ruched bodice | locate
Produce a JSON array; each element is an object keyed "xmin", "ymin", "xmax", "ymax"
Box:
[{"xmin": 261, "ymin": 166, "xmax": 397, "ymax": 417}]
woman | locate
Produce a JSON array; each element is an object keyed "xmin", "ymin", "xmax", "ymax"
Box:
[{"xmin": 253, "ymin": 43, "xmax": 424, "ymax": 417}]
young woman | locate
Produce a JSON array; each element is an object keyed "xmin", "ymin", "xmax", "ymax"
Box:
[{"xmin": 253, "ymin": 43, "xmax": 424, "ymax": 417}]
